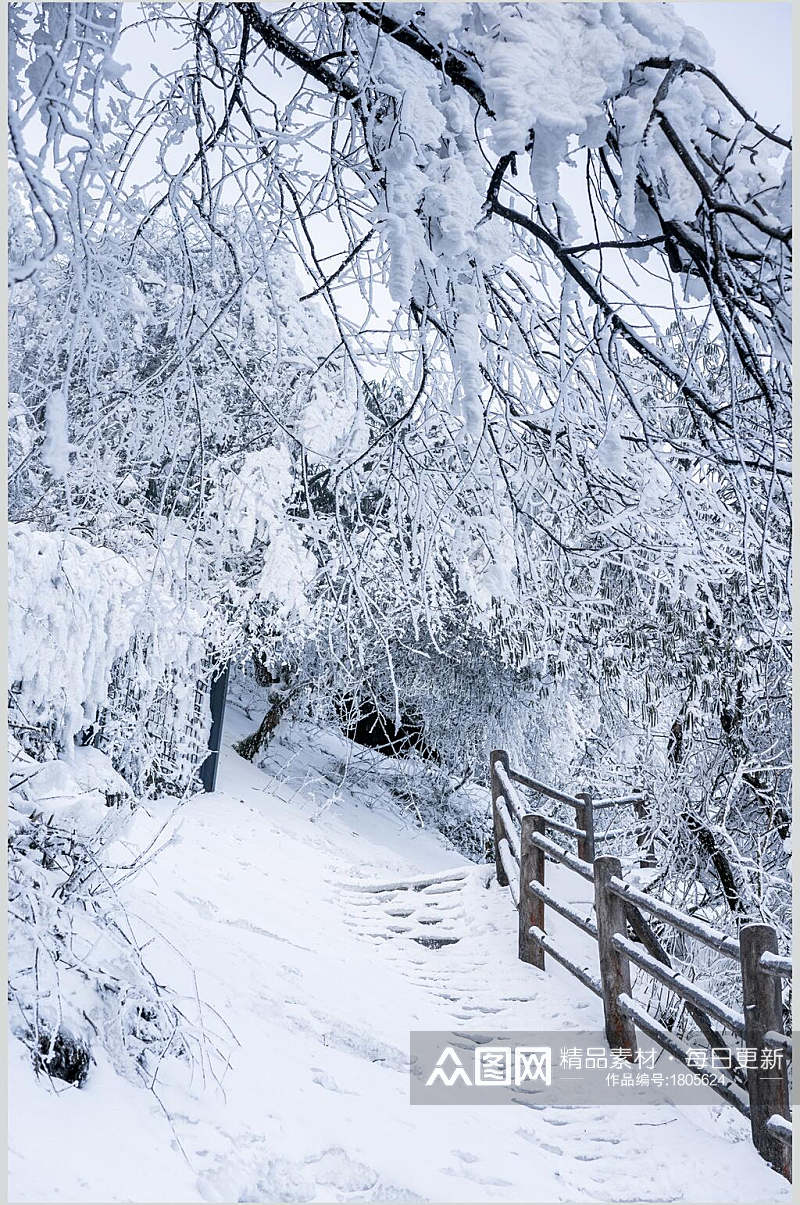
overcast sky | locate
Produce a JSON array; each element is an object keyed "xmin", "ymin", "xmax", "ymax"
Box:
[
  {"xmin": 678, "ymin": 2, "xmax": 791, "ymax": 134},
  {"xmin": 121, "ymin": 4, "xmax": 792, "ymax": 140},
  {"xmin": 111, "ymin": 0, "xmax": 791, "ymax": 323}
]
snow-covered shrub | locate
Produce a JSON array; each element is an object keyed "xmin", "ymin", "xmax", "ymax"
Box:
[
  {"xmin": 7, "ymin": 525, "xmax": 230, "ymax": 1091},
  {"xmin": 8, "ymin": 739, "xmax": 206, "ymax": 1088},
  {"xmin": 9, "ymin": 524, "xmax": 210, "ymax": 795},
  {"xmin": 383, "ymin": 754, "xmax": 490, "ymax": 862}
]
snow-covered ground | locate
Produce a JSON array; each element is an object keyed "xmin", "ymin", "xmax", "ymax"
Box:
[{"xmin": 9, "ymin": 708, "xmax": 789, "ymax": 1203}]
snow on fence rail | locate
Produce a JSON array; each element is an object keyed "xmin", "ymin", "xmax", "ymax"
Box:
[
  {"xmin": 489, "ymin": 749, "xmax": 792, "ymax": 1183},
  {"xmin": 607, "ymin": 875, "xmax": 742, "ymax": 960}
]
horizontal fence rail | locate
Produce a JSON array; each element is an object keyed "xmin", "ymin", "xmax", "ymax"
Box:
[
  {"xmin": 616, "ymin": 991, "xmax": 751, "ymax": 1117},
  {"xmin": 488, "ymin": 749, "xmax": 792, "ymax": 1182},
  {"xmin": 612, "ymin": 933, "xmax": 747, "ymax": 1036},
  {"xmin": 607, "ymin": 875, "xmax": 742, "ymax": 961},
  {"xmin": 766, "ymin": 1114, "xmax": 793, "ymax": 1147},
  {"xmin": 529, "ymin": 829, "xmax": 595, "ymax": 883},
  {"xmin": 761, "ymin": 952, "xmax": 792, "ymax": 979},
  {"xmin": 529, "ymin": 926, "xmax": 604, "ymax": 997},
  {"xmin": 506, "ymin": 766, "xmax": 582, "ymax": 808},
  {"xmin": 593, "ymin": 793, "xmax": 648, "ymax": 809}
]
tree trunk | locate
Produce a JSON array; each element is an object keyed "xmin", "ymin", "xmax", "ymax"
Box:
[{"xmin": 234, "ymin": 692, "xmax": 290, "ymax": 761}]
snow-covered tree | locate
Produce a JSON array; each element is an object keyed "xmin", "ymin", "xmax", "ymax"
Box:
[{"xmin": 8, "ymin": 1, "xmax": 791, "ymax": 1063}]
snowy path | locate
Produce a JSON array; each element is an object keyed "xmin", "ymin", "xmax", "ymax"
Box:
[{"xmin": 10, "ymin": 713, "xmax": 789, "ymax": 1203}]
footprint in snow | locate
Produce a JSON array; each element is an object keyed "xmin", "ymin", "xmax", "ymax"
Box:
[
  {"xmin": 310, "ymin": 1068, "xmax": 357, "ymax": 1095},
  {"xmin": 302, "ymin": 1147, "xmax": 379, "ymax": 1193},
  {"xmin": 246, "ymin": 1156, "xmax": 315, "ymax": 1203},
  {"xmin": 442, "ymin": 1166, "xmax": 514, "ymax": 1188}
]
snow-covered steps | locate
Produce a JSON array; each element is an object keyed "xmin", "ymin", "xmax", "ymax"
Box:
[
  {"xmin": 339, "ymin": 866, "xmax": 491, "ymax": 948},
  {"xmin": 9, "ymin": 716, "xmax": 792, "ymax": 1203}
]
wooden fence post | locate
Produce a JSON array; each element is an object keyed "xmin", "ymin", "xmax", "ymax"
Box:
[
  {"xmin": 575, "ymin": 789, "xmax": 595, "ymax": 863},
  {"xmin": 739, "ymin": 923, "xmax": 791, "ymax": 1179},
  {"xmin": 490, "ymin": 749, "xmax": 510, "ymax": 887},
  {"xmin": 519, "ymin": 814, "xmax": 545, "ymax": 968},
  {"xmin": 593, "ymin": 855, "xmax": 637, "ymax": 1057}
]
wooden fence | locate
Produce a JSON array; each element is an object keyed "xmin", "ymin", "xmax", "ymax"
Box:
[{"xmin": 490, "ymin": 750, "xmax": 793, "ymax": 1181}]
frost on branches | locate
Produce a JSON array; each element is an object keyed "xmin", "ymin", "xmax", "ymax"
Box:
[
  {"xmin": 7, "ymin": 1, "xmax": 791, "ymax": 1094},
  {"xmin": 9, "ymin": 526, "xmax": 206, "ymax": 785}
]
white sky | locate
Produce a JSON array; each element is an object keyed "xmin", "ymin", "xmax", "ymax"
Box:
[
  {"xmin": 677, "ymin": 1, "xmax": 791, "ymax": 134},
  {"xmin": 118, "ymin": 4, "xmax": 792, "ymax": 187},
  {"xmin": 110, "ymin": 2, "xmax": 791, "ymax": 347}
]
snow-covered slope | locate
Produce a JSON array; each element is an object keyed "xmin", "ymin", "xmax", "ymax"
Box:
[{"xmin": 9, "ymin": 709, "xmax": 789, "ymax": 1203}]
